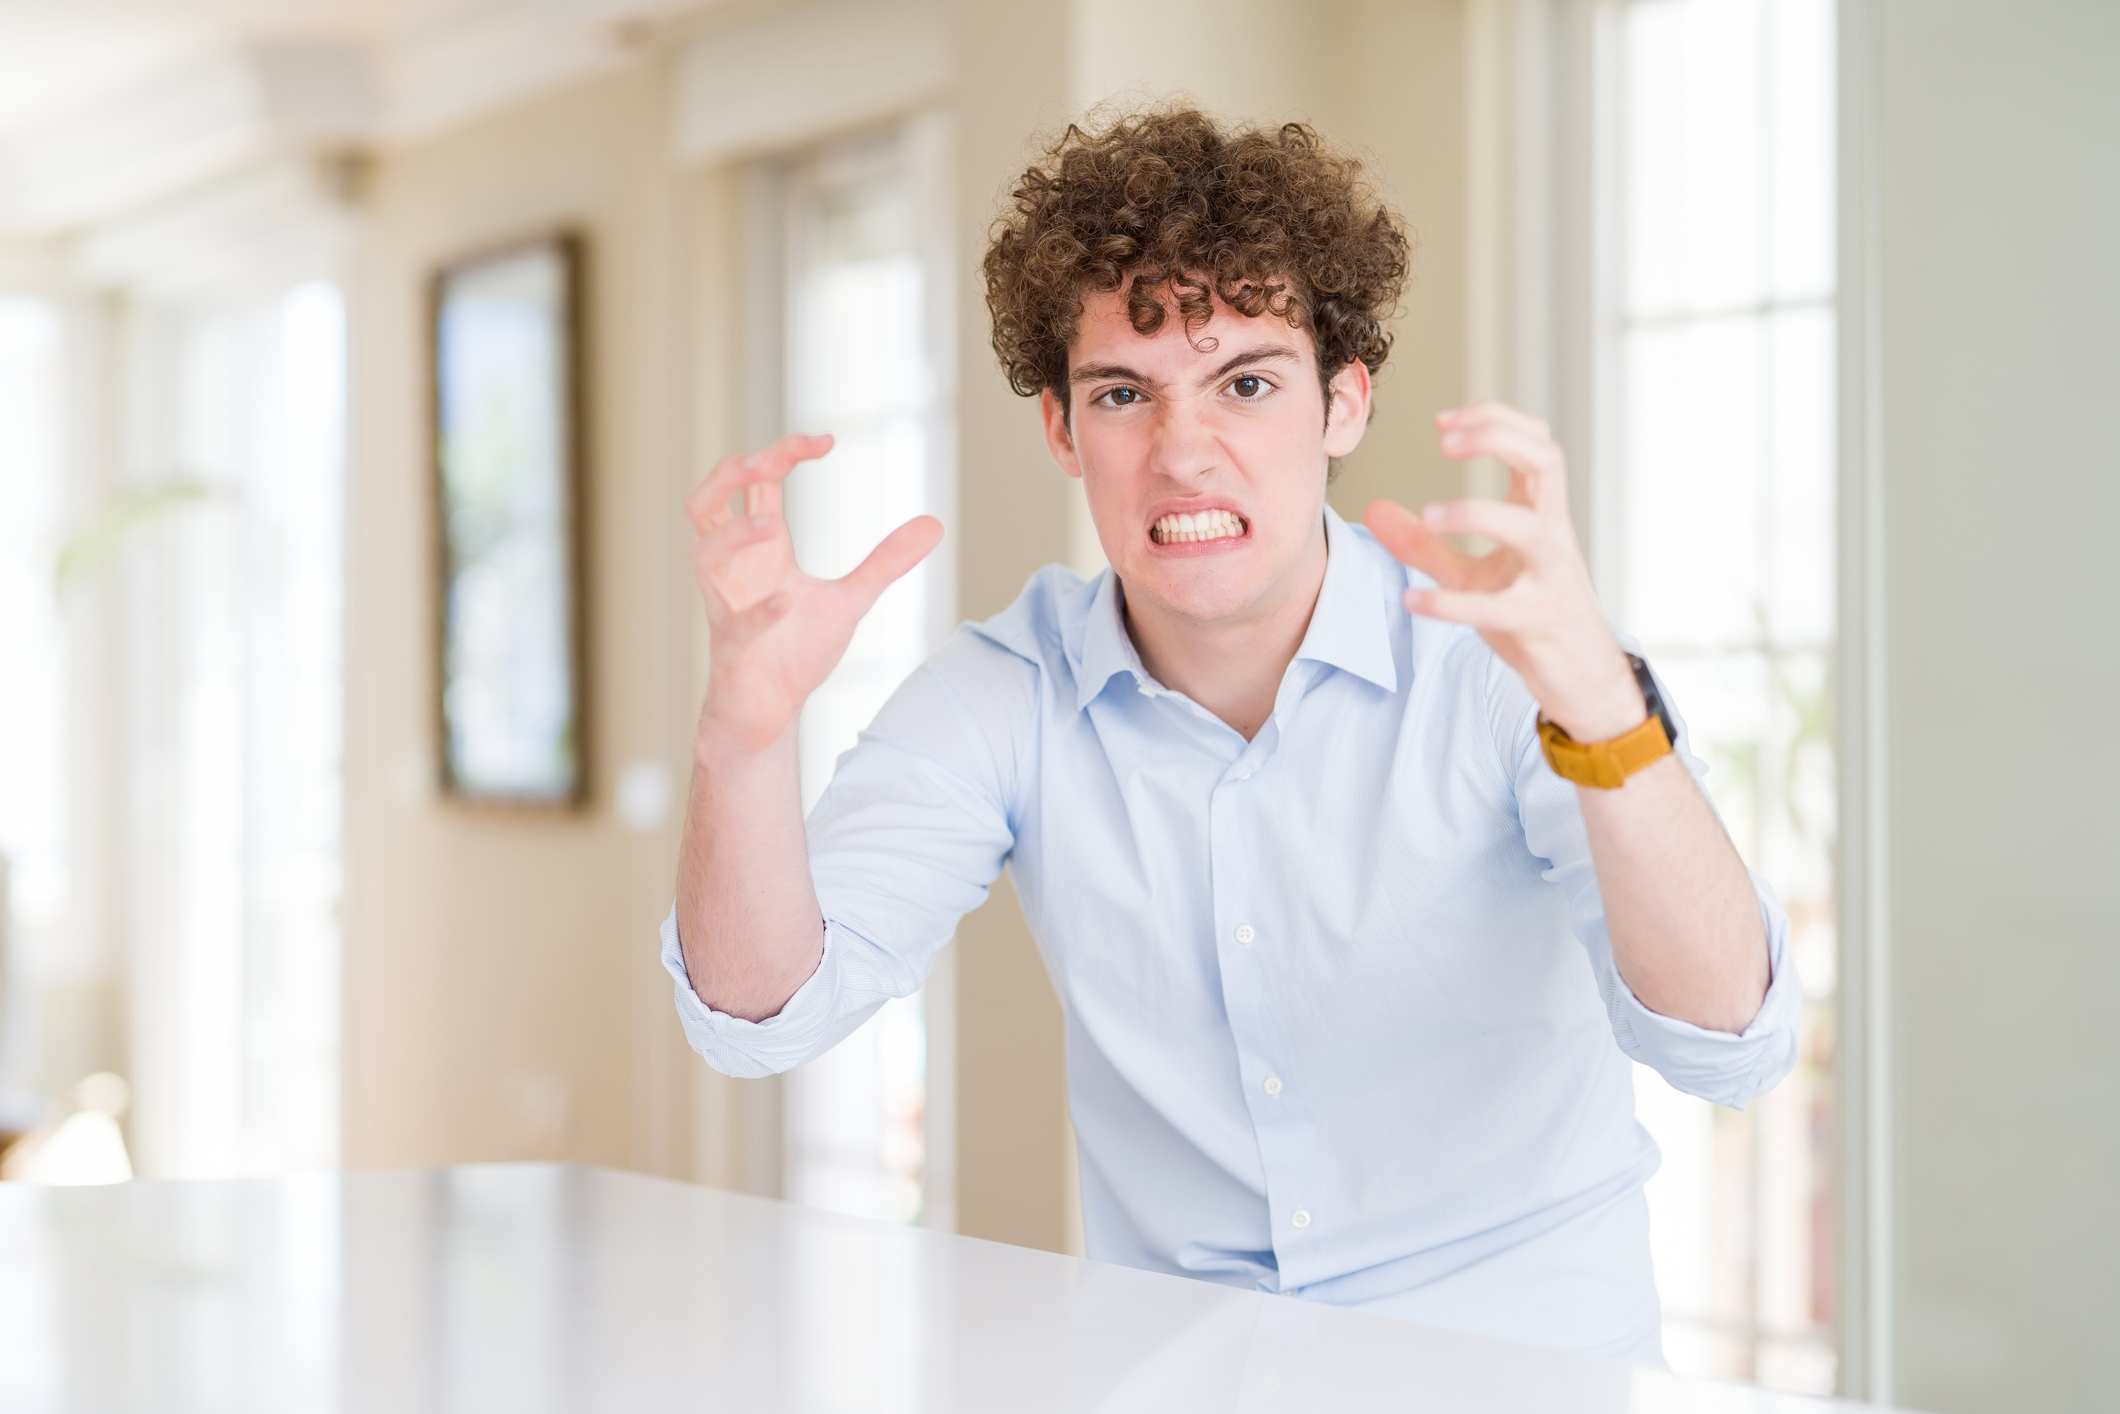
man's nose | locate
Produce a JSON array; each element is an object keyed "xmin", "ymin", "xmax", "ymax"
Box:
[{"xmin": 1148, "ymin": 400, "xmax": 1219, "ymax": 481}]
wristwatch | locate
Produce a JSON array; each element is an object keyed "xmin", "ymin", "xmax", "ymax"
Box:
[{"xmin": 1537, "ymin": 653, "xmax": 1678, "ymax": 789}]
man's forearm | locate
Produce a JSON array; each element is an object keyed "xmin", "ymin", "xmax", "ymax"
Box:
[
  {"xmin": 1360, "ymin": 404, "xmax": 1774, "ymax": 1035},
  {"xmin": 675, "ymin": 722, "xmax": 826, "ymax": 1023},
  {"xmin": 1577, "ymin": 754, "xmax": 1770, "ymax": 1035}
]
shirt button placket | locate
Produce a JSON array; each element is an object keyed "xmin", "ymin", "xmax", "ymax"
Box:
[{"xmin": 1214, "ymin": 771, "xmax": 1308, "ymax": 1279}]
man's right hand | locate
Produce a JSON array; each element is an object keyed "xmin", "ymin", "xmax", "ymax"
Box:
[{"xmin": 686, "ymin": 433, "xmax": 944, "ymax": 754}]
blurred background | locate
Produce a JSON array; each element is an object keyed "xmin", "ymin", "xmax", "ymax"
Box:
[{"xmin": 0, "ymin": 1, "xmax": 2111, "ymax": 1411}]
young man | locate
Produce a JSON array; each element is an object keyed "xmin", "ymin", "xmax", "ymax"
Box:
[{"xmin": 667, "ymin": 109, "xmax": 1797, "ymax": 1363}]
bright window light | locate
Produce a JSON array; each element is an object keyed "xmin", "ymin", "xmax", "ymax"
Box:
[
  {"xmin": 1609, "ymin": 0, "xmax": 1839, "ymax": 1394},
  {"xmin": 0, "ymin": 297, "xmax": 68, "ymax": 1097},
  {"xmin": 129, "ymin": 280, "xmax": 345, "ymax": 1177},
  {"xmin": 775, "ymin": 126, "xmax": 952, "ymax": 1228}
]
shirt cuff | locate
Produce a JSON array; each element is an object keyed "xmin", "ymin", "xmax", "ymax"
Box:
[
  {"xmin": 660, "ymin": 906, "xmax": 846, "ymax": 1078},
  {"xmin": 1607, "ymin": 869, "xmax": 1804, "ymax": 1110}
]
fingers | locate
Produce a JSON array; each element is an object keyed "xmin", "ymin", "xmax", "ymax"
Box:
[
  {"xmin": 1362, "ymin": 499, "xmax": 1474, "ymax": 586},
  {"xmin": 710, "ymin": 590, "xmax": 795, "ymax": 651},
  {"xmin": 685, "ymin": 433, "xmax": 834, "ymax": 533},
  {"xmin": 686, "ymin": 453, "xmax": 761, "ymax": 533},
  {"xmin": 839, "ymin": 515, "xmax": 945, "ymax": 613},
  {"xmin": 1434, "ymin": 402, "xmax": 1568, "ymax": 512},
  {"xmin": 1437, "ymin": 399, "xmax": 1550, "ymax": 440},
  {"xmin": 688, "ymin": 513, "xmax": 787, "ymax": 634},
  {"xmin": 1415, "ymin": 497, "xmax": 1545, "ymax": 556},
  {"xmin": 1366, "ymin": 496, "xmax": 1544, "ymax": 592},
  {"xmin": 1438, "ymin": 420, "xmax": 1562, "ymax": 480},
  {"xmin": 1404, "ymin": 585, "xmax": 1521, "ymax": 631},
  {"xmin": 691, "ymin": 510, "xmax": 781, "ymax": 583},
  {"xmin": 743, "ymin": 476, "xmax": 782, "ymax": 524}
]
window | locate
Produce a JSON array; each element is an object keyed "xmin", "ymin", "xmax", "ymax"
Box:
[
  {"xmin": 123, "ymin": 281, "xmax": 346, "ymax": 1176},
  {"xmin": 754, "ymin": 117, "xmax": 957, "ymax": 1227},
  {"xmin": 0, "ymin": 298, "xmax": 69, "ymax": 1099},
  {"xmin": 1602, "ymin": 0, "xmax": 1839, "ymax": 1392}
]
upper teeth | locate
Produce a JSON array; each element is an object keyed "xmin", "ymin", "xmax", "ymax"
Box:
[{"xmin": 1151, "ymin": 509, "xmax": 1246, "ymax": 544}]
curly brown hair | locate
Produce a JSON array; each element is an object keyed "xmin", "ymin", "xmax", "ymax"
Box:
[{"xmin": 982, "ymin": 106, "xmax": 1411, "ymax": 415}]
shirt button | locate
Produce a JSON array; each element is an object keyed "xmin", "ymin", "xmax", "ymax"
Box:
[
  {"xmin": 1291, "ymin": 1209, "xmax": 1311, "ymax": 1230},
  {"xmin": 1263, "ymin": 1074, "xmax": 1282, "ymax": 1096},
  {"xmin": 1234, "ymin": 923, "xmax": 1255, "ymax": 945}
]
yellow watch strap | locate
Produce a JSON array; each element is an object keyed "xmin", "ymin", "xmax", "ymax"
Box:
[{"xmin": 1538, "ymin": 711, "xmax": 1672, "ymax": 789}]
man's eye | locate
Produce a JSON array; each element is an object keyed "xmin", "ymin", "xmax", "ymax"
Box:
[
  {"xmin": 1099, "ymin": 387, "xmax": 1141, "ymax": 407},
  {"xmin": 1230, "ymin": 375, "xmax": 1267, "ymax": 398}
]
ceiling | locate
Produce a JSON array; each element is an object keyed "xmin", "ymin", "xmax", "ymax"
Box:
[
  {"xmin": 0, "ymin": 2, "xmax": 490, "ymax": 138},
  {"xmin": 0, "ymin": 0, "xmax": 709, "ymax": 235}
]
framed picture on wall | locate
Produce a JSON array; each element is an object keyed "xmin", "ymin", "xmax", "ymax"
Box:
[{"xmin": 430, "ymin": 232, "xmax": 588, "ymax": 808}]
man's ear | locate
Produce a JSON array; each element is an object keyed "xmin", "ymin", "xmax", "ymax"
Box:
[
  {"xmin": 1322, "ymin": 359, "xmax": 1373, "ymax": 459},
  {"xmin": 1040, "ymin": 388, "xmax": 1084, "ymax": 479}
]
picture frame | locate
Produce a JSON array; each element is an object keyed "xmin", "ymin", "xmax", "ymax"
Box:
[{"xmin": 429, "ymin": 232, "xmax": 588, "ymax": 809}]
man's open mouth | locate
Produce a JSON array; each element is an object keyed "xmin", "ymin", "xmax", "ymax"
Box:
[{"xmin": 1149, "ymin": 509, "xmax": 1248, "ymax": 545}]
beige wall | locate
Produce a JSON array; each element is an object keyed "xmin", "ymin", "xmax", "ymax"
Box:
[
  {"xmin": 1870, "ymin": 3, "xmax": 2120, "ymax": 1409},
  {"xmin": 943, "ymin": 0, "xmax": 1080, "ymax": 1254},
  {"xmin": 342, "ymin": 59, "xmax": 701, "ymax": 1176},
  {"xmin": 1315, "ymin": 0, "xmax": 1472, "ymax": 521}
]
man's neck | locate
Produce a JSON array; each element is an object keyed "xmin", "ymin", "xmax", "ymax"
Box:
[{"xmin": 1120, "ymin": 521, "xmax": 1330, "ymax": 742}]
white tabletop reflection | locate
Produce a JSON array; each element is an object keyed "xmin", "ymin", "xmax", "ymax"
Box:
[{"xmin": 0, "ymin": 1163, "xmax": 1897, "ymax": 1412}]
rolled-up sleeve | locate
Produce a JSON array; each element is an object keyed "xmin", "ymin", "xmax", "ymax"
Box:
[
  {"xmin": 1494, "ymin": 652, "xmax": 1802, "ymax": 1111},
  {"xmin": 665, "ymin": 631, "xmax": 1029, "ymax": 1078},
  {"xmin": 1600, "ymin": 866, "xmax": 1802, "ymax": 1106},
  {"xmin": 662, "ymin": 910, "xmax": 899, "ymax": 1078}
]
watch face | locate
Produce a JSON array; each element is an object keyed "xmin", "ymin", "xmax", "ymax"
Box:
[{"xmin": 1626, "ymin": 653, "xmax": 1678, "ymax": 748}]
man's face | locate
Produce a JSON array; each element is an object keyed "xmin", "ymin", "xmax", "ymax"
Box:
[{"xmin": 1040, "ymin": 285, "xmax": 1370, "ymax": 627}]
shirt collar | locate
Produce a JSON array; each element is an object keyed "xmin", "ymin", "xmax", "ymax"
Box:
[
  {"xmin": 1073, "ymin": 567, "xmax": 1149, "ymax": 711},
  {"xmin": 1294, "ymin": 506, "xmax": 1400, "ymax": 694},
  {"xmin": 1069, "ymin": 504, "xmax": 1399, "ymax": 713}
]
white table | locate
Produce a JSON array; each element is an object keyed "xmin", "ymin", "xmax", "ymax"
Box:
[{"xmin": 0, "ymin": 1163, "xmax": 1897, "ymax": 1412}]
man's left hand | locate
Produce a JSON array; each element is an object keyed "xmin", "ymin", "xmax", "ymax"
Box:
[{"xmin": 1364, "ymin": 401, "xmax": 1646, "ymax": 744}]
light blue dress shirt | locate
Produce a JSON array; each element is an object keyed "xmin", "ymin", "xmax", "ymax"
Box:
[{"xmin": 664, "ymin": 507, "xmax": 1801, "ymax": 1361}]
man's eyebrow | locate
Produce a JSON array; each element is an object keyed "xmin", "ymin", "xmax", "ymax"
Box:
[
  {"xmin": 1069, "ymin": 361, "xmax": 1154, "ymax": 386},
  {"xmin": 1068, "ymin": 343, "xmax": 1303, "ymax": 388},
  {"xmin": 1199, "ymin": 343, "xmax": 1301, "ymax": 385}
]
